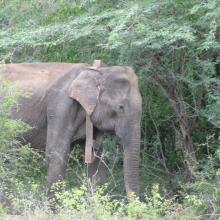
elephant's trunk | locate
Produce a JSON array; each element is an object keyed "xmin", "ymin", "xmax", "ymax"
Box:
[{"xmin": 119, "ymin": 113, "xmax": 141, "ymax": 198}]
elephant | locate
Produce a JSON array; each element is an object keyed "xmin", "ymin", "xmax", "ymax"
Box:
[{"xmin": 0, "ymin": 61, "xmax": 142, "ymax": 198}]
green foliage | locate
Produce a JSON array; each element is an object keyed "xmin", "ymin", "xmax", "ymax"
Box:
[
  {"xmin": 0, "ymin": 79, "xmax": 30, "ymax": 149},
  {"xmin": 0, "ymin": 79, "xmax": 46, "ymax": 214},
  {"xmin": 180, "ymin": 136, "xmax": 220, "ymax": 217},
  {"xmin": 13, "ymin": 181, "xmax": 176, "ymax": 220}
]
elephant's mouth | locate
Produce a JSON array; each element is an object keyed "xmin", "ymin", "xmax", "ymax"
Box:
[
  {"xmin": 94, "ymin": 123, "xmax": 115, "ymax": 132},
  {"xmin": 91, "ymin": 115, "xmax": 116, "ymax": 132}
]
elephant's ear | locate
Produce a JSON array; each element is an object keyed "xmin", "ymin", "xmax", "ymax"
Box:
[
  {"xmin": 69, "ymin": 61, "xmax": 103, "ymax": 164},
  {"xmin": 69, "ymin": 70, "xmax": 100, "ymax": 116}
]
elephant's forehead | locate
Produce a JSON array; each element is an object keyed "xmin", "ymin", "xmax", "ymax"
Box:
[
  {"xmin": 100, "ymin": 66, "xmax": 138, "ymax": 85},
  {"xmin": 100, "ymin": 66, "xmax": 133, "ymax": 78}
]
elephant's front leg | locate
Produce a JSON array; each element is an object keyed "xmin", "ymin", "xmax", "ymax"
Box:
[
  {"xmin": 46, "ymin": 99, "xmax": 77, "ymax": 192},
  {"xmin": 46, "ymin": 134, "xmax": 71, "ymax": 190}
]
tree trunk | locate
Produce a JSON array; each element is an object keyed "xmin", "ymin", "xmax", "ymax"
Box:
[{"xmin": 158, "ymin": 82, "xmax": 197, "ymax": 178}]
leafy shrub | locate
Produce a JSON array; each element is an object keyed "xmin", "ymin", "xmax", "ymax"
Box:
[
  {"xmin": 0, "ymin": 78, "xmax": 46, "ymax": 214},
  {"xmin": 0, "ymin": 79, "xmax": 30, "ymax": 149}
]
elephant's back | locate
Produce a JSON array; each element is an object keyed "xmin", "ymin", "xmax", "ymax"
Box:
[{"xmin": 0, "ymin": 62, "xmax": 87, "ymax": 92}]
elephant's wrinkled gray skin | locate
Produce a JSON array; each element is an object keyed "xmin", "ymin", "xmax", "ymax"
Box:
[{"xmin": 1, "ymin": 62, "xmax": 142, "ymax": 197}]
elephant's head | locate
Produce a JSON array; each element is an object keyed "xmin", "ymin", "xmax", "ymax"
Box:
[{"xmin": 69, "ymin": 63, "xmax": 142, "ymax": 197}]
